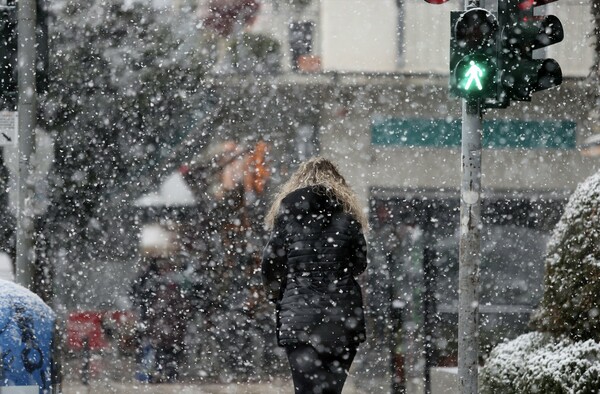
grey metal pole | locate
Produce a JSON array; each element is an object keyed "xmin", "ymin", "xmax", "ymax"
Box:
[
  {"xmin": 457, "ymin": 98, "xmax": 482, "ymax": 394},
  {"xmin": 15, "ymin": 0, "xmax": 37, "ymax": 288}
]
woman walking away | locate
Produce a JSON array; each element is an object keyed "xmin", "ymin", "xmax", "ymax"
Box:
[{"xmin": 262, "ymin": 157, "xmax": 368, "ymax": 394}]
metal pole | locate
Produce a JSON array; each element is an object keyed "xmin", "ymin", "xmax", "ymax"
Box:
[
  {"xmin": 457, "ymin": 99, "xmax": 482, "ymax": 394},
  {"xmin": 422, "ymin": 243, "xmax": 437, "ymax": 394},
  {"xmin": 389, "ymin": 255, "xmax": 406, "ymax": 394},
  {"xmin": 390, "ymin": 297, "xmax": 405, "ymax": 394},
  {"xmin": 16, "ymin": 0, "xmax": 37, "ymax": 288}
]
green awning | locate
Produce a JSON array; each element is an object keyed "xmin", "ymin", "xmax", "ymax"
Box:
[{"xmin": 372, "ymin": 118, "xmax": 577, "ymax": 149}]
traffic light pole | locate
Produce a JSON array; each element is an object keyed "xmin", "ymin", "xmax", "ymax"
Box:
[
  {"xmin": 15, "ymin": 0, "xmax": 37, "ymax": 289},
  {"xmin": 449, "ymin": 0, "xmax": 563, "ymax": 391},
  {"xmin": 458, "ymin": 98, "xmax": 482, "ymax": 394}
]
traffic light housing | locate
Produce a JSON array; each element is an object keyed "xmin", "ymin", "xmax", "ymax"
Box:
[
  {"xmin": 450, "ymin": 8, "xmax": 500, "ymax": 102},
  {"xmin": 0, "ymin": 0, "xmax": 48, "ymax": 108},
  {"xmin": 499, "ymin": 0, "xmax": 563, "ymax": 101}
]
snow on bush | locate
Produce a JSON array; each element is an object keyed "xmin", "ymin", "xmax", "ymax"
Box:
[
  {"xmin": 481, "ymin": 332, "xmax": 600, "ymax": 394},
  {"xmin": 532, "ymin": 170, "xmax": 600, "ymax": 340},
  {"xmin": 482, "ymin": 170, "xmax": 600, "ymax": 393}
]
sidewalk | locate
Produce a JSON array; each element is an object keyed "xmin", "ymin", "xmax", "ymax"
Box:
[{"xmin": 62, "ymin": 378, "xmax": 368, "ymax": 394}]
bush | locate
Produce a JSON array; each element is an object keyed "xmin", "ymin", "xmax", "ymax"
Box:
[
  {"xmin": 531, "ymin": 171, "xmax": 600, "ymax": 341},
  {"xmin": 482, "ymin": 171, "xmax": 600, "ymax": 393},
  {"xmin": 481, "ymin": 332, "xmax": 600, "ymax": 394}
]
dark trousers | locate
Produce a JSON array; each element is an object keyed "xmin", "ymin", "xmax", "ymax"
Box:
[{"xmin": 285, "ymin": 344, "xmax": 357, "ymax": 394}]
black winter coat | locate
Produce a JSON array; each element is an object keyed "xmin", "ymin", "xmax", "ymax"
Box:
[{"xmin": 261, "ymin": 186, "xmax": 367, "ymax": 349}]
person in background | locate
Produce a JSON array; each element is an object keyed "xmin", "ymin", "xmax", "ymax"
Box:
[
  {"xmin": 130, "ymin": 257, "xmax": 160, "ymax": 382},
  {"xmin": 130, "ymin": 257, "xmax": 190, "ymax": 382},
  {"xmin": 262, "ymin": 157, "xmax": 368, "ymax": 394}
]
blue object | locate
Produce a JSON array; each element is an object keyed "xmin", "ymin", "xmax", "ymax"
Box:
[
  {"xmin": 0, "ymin": 279, "xmax": 56, "ymax": 393},
  {"xmin": 135, "ymin": 342, "xmax": 156, "ymax": 383}
]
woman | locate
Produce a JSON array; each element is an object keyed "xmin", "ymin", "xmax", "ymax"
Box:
[{"xmin": 262, "ymin": 157, "xmax": 368, "ymax": 394}]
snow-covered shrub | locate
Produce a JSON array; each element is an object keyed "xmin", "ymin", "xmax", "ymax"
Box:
[
  {"xmin": 531, "ymin": 171, "xmax": 600, "ymax": 340},
  {"xmin": 481, "ymin": 332, "xmax": 600, "ymax": 394},
  {"xmin": 482, "ymin": 170, "xmax": 600, "ymax": 393}
]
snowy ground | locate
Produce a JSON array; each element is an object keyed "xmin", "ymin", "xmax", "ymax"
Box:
[
  {"xmin": 61, "ymin": 355, "xmax": 373, "ymax": 394},
  {"xmin": 61, "ymin": 352, "xmax": 425, "ymax": 393},
  {"xmin": 60, "ymin": 352, "xmax": 382, "ymax": 394},
  {"xmin": 62, "ymin": 379, "xmax": 367, "ymax": 394},
  {"xmin": 62, "ymin": 360, "xmax": 423, "ymax": 394}
]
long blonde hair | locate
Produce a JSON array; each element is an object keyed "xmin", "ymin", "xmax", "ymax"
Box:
[{"xmin": 265, "ymin": 157, "xmax": 368, "ymax": 231}]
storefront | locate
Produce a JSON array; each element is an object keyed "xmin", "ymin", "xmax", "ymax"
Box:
[{"xmin": 366, "ymin": 188, "xmax": 567, "ymax": 387}]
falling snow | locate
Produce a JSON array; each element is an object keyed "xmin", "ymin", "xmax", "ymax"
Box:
[{"xmin": 0, "ymin": 0, "xmax": 598, "ymax": 393}]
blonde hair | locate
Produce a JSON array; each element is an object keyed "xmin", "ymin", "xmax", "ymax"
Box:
[{"xmin": 265, "ymin": 157, "xmax": 368, "ymax": 231}]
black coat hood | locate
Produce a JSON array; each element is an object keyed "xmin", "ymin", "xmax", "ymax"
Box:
[{"xmin": 280, "ymin": 186, "xmax": 343, "ymax": 227}]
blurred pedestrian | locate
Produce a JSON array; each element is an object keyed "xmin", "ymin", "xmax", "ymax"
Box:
[
  {"xmin": 130, "ymin": 257, "xmax": 191, "ymax": 382},
  {"xmin": 262, "ymin": 157, "xmax": 368, "ymax": 394}
]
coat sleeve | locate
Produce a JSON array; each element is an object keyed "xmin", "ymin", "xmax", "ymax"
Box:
[
  {"xmin": 350, "ymin": 223, "xmax": 368, "ymax": 277},
  {"xmin": 261, "ymin": 215, "xmax": 287, "ymax": 302}
]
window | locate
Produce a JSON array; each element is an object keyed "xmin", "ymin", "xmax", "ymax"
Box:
[{"xmin": 289, "ymin": 21, "xmax": 315, "ymax": 71}]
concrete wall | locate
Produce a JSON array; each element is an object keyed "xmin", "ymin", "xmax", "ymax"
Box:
[
  {"xmin": 549, "ymin": 0, "xmax": 594, "ymax": 78},
  {"xmin": 321, "ymin": 0, "xmax": 398, "ymax": 72},
  {"xmin": 402, "ymin": 0, "xmax": 453, "ymax": 74}
]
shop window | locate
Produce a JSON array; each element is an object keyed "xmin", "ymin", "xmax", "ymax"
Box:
[
  {"xmin": 363, "ymin": 190, "xmax": 566, "ymax": 388},
  {"xmin": 289, "ymin": 21, "xmax": 319, "ymax": 72}
]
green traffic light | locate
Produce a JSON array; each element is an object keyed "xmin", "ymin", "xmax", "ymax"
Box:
[
  {"xmin": 463, "ymin": 60, "xmax": 484, "ymax": 91},
  {"xmin": 449, "ymin": 9, "xmax": 501, "ymax": 103},
  {"xmin": 452, "ymin": 54, "xmax": 496, "ymax": 99}
]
